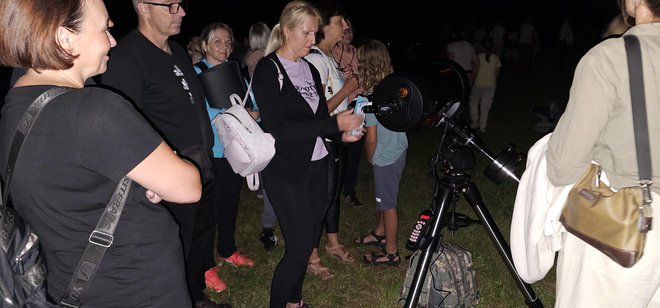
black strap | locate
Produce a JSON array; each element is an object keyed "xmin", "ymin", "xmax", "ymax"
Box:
[
  {"xmin": 194, "ymin": 61, "xmax": 209, "ymax": 72},
  {"xmin": 0, "ymin": 87, "xmax": 131, "ymax": 308},
  {"xmin": 2, "ymin": 87, "xmax": 71, "ymax": 207},
  {"xmin": 59, "ymin": 176, "xmax": 131, "ymax": 308},
  {"xmin": 624, "ymin": 35, "xmax": 653, "ymax": 205}
]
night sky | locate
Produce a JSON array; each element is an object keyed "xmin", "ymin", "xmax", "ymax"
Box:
[{"xmin": 105, "ymin": 0, "xmax": 620, "ymax": 52}]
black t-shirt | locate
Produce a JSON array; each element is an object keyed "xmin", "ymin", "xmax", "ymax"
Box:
[
  {"xmin": 100, "ymin": 29, "xmax": 213, "ymax": 158},
  {"xmin": 0, "ymin": 86, "xmax": 190, "ymax": 307}
]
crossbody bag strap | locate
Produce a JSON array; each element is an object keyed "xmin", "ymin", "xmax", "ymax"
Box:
[
  {"xmin": 2, "ymin": 87, "xmax": 71, "ymax": 208},
  {"xmin": 59, "ymin": 176, "xmax": 132, "ymax": 308},
  {"xmin": 624, "ymin": 35, "xmax": 653, "ymax": 207},
  {"xmin": 0, "ymin": 86, "xmax": 131, "ymax": 308},
  {"xmin": 624, "ymin": 35, "xmax": 652, "ymax": 182}
]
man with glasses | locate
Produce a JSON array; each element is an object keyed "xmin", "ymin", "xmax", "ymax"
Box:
[{"xmin": 100, "ymin": 1, "xmax": 221, "ymax": 306}]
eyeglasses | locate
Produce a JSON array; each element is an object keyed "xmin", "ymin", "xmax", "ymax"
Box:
[
  {"xmin": 344, "ymin": 28, "xmax": 353, "ymax": 34},
  {"xmin": 142, "ymin": 1, "xmax": 188, "ymax": 14}
]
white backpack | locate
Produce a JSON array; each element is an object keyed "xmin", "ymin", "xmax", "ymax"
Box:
[{"xmin": 213, "ymin": 78, "xmax": 275, "ymax": 191}]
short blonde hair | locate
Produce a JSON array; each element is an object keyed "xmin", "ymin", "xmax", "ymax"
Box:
[{"xmin": 249, "ymin": 22, "xmax": 271, "ymax": 51}]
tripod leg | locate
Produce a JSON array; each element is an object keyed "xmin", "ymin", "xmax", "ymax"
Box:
[
  {"xmin": 403, "ymin": 185, "xmax": 454, "ymax": 308},
  {"xmin": 462, "ymin": 182, "xmax": 544, "ymax": 308}
]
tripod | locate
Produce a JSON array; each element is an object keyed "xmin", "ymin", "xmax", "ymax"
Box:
[{"xmin": 403, "ymin": 134, "xmax": 544, "ymax": 307}]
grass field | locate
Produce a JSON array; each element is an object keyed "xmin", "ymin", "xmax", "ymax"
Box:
[{"xmin": 207, "ymin": 56, "xmax": 578, "ymax": 307}]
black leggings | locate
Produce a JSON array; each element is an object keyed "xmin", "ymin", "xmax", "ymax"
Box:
[
  {"xmin": 211, "ymin": 157, "xmax": 243, "ymax": 258},
  {"xmin": 265, "ymin": 158, "xmax": 328, "ymax": 307},
  {"xmin": 317, "ymin": 141, "xmax": 345, "ymax": 245}
]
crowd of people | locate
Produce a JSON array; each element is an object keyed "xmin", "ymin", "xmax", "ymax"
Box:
[{"xmin": 1, "ymin": 0, "xmax": 659, "ymax": 307}]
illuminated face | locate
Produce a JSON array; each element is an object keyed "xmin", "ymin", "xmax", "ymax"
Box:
[
  {"xmin": 140, "ymin": 1, "xmax": 187, "ymax": 36},
  {"xmin": 341, "ymin": 22, "xmax": 353, "ymax": 45},
  {"xmin": 72, "ymin": 0, "xmax": 117, "ymax": 78},
  {"xmin": 203, "ymin": 28, "xmax": 233, "ymax": 65},
  {"xmin": 324, "ymin": 15, "xmax": 348, "ymax": 44},
  {"xmin": 283, "ymin": 15, "xmax": 318, "ymax": 59}
]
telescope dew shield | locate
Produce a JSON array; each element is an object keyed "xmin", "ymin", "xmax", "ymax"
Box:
[
  {"xmin": 371, "ymin": 72, "xmax": 427, "ymax": 132},
  {"xmin": 198, "ymin": 60, "xmax": 252, "ymax": 110}
]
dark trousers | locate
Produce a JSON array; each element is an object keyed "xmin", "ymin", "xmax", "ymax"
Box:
[
  {"xmin": 212, "ymin": 157, "xmax": 243, "ymax": 258},
  {"xmin": 265, "ymin": 158, "xmax": 328, "ymax": 307},
  {"xmin": 342, "ymin": 138, "xmax": 364, "ymax": 197},
  {"xmin": 318, "ymin": 141, "xmax": 344, "ymax": 244},
  {"xmin": 185, "ymin": 181, "xmax": 217, "ymax": 304}
]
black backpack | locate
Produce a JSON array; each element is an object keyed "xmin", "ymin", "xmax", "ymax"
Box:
[
  {"xmin": 0, "ymin": 198, "xmax": 53, "ymax": 307},
  {"xmin": 0, "ymin": 88, "xmax": 71, "ymax": 307},
  {"xmin": 1, "ymin": 88, "xmax": 131, "ymax": 307}
]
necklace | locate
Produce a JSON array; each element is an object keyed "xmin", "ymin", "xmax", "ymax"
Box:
[{"xmin": 332, "ymin": 44, "xmax": 355, "ymax": 76}]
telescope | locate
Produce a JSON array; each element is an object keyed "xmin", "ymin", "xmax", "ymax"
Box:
[{"xmin": 368, "ymin": 59, "xmax": 543, "ymax": 308}]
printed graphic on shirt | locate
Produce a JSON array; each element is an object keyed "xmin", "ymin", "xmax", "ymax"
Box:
[
  {"xmin": 174, "ymin": 64, "xmax": 196, "ymax": 104},
  {"xmin": 296, "ymin": 80, "xmax": 318, "ymax": 102}
]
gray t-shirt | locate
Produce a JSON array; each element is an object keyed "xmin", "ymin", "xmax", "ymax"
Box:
[{"xmin": 366, "ymin": 112, "xmax": 408, "ymax": 166}]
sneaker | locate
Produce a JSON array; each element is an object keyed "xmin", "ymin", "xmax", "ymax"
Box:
[
  {"xmin": 204, "ymin": 267, "xmax": 227, "ymax": 293},
  {"xmin": 220, "ymin": 251, "xmax": 254, "ymax": 267},
  {"xmin": 344, "ymin": 194, "xmax": 363, "ymax": 208},
  {"xmin": 260, "ymin": 230, "xmax": 279, "ymax": 252}
]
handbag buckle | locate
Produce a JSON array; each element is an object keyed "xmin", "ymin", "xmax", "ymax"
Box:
[
  {"xmin": 639, "ymin": 181, "xmax": 653, "ymax": 232},
  {"xmin": 640, "ymin": 181, "xmax": 653, "ymax": 206},
  {"xmin": 89, "ymin": 230, "xmax": 114, "ymax": 248}
]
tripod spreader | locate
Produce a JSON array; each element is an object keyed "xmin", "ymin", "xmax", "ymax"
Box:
[{"xmin": 403, "ymin": 173, "xmax": 543, "ymax": 308}]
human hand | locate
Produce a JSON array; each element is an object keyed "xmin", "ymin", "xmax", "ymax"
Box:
[
  {"xmin": 336, "ymin": 108, "xmax": 364, "ymax": 132},
  {"xmin": 145, "ymin": 190, "xmax": 162, "ymax": 204},
  {"xmin": 341, "ymin": 130, "xmax": 364, "ymax": 142},
  {"xmin": 344, "ymin": 75, "xmax": 359, "ymax": 93}
]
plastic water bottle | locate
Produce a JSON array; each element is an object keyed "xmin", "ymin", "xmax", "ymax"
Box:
[{"xmin": 351, "ymin": 96, "xmax": 370, "ymax": 136}]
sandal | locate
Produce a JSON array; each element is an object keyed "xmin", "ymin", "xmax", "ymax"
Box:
[
  {"xmin": 354, "ymin": 231, "xmax": 386, "ymax": 246},
  {"xmin": 325, "ymin": 244, "xmax": 356, "ymax": 264},
  {"xmin": 306, "ymin": 258, "xmax": 334, "ymax": 280},
  {"xmin": 363, "ymin": 248, "xmax": 401, "ymax": 266}
]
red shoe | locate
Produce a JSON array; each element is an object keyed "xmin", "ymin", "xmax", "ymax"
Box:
[
  {"xmin": 220, "ymin": 251, "xmax": 254, "ymax": 267},
  {"xmin": 204, "ymin": 267, "xmax": 227, "ymax": 292}
]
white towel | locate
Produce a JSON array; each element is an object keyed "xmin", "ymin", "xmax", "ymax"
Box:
[{"xmin": 510, "ymin": 133, "xmax": 572, "ymax": 283}]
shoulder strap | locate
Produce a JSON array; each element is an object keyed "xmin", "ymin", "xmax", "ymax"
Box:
[
  {"xmin": 0, "ymin": 86, "xmax": 131, "ymax": 308},
  {"xmin": 624, "ymin": 35, "xmax": 652, "ymax": 182},
  {"xmin": 194, "ymin": 61, "xmax": 209, "ymax": 72},
  {"xmin": 2, "ymin": 87, "xmax": 71, "ymax": 207},
  {"xmin": 59, "ymin": 176, "xmax": 132, "ymax": 308},
  {"xmin": 269, "ymin": 58, "xmax": 283, "ymax": 91},
  {"xmin": 624, "ymin": 35, "xmax": 653, "ymax": 205}
]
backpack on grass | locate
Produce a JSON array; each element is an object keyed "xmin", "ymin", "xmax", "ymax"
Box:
[{"xmin": 400, "ymin": 241, "xmax": 480, "ymax": 308}]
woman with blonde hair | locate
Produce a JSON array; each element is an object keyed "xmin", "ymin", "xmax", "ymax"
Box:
[{"xmin": 252, "ymin": 1, "xmax": 364, "ymax": 307}]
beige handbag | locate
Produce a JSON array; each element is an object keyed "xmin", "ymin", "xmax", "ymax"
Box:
[
  {"xmin": 560, "ymin": 164, "xmax": 651, "ymax": 267},
  {"xmin": 560, "ymin": 35, "xmax": 653, "ymax": 268}
]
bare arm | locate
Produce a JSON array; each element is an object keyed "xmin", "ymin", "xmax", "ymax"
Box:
[
  {"xmin": 127, "ymin": 141, "xmax": 202, "ymax": 204},
  {"xmin": 327, "ymin": 76, "xmax": 359, "ymax": 113},
  {"xmin": 365, "ymin": 125, "xmax": 377, "ymax": 164}
]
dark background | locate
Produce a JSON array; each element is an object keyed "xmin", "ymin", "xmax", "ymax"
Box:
[
  {"xmin": 0, "ymin": 0, "xmax": 621, "ymax": 99},
  {"xmin": 104, "ymin": 0, "xmax": 620, "ymax": 54}
]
